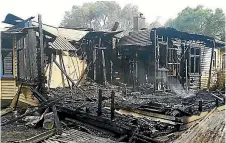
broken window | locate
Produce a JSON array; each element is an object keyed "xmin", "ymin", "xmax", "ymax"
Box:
[
  {"xmin": 1, "ymin": 37, "xmax": 13, "ymax": 77},
  {"xmin": 190, "ymin": 47, "xmax": 200, "ymax": 74}
]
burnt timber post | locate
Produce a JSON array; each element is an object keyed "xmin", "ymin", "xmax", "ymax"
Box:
[
  {"xmin": 198, "ymin": 100, "xmax": 202, "ymax": 112},
  {"xmin": 93, "ymin": 44, "xmax": 97, "ymax": 81},
  {"xmin": 38, "ymin": 14, "xmax": 45, "ymax": 94},
  {"xmin": 97, "ymin": 89, "xmax": 103, "ymax": 116},
  {"xmin": 38, "ymin": 14, "xmax": 44, "ymax": 73},
  {"xmin": 185, "ymin": 59, "xmax": 188, "ymax": 91},
  {"xmin": 135, "ymin": 52, "xmax": 138, "ymax": 87},
  {"xmin": 111, "ymin": 90, "xmax": 115, "ymax": 120},
  {"xmin": 207, "ymin": 40, "xmax": 215, "ymax": 89},
  {"xmin": 154, "ymin": 30, "xmax": 157, "ymax": 92},
  {"xmin": 47, "ymin": 53, "xmax": 53, "ymax": 91},
  {"xmin": 215, "ymin": 98, "xmax": 219, "ymax": 107},
  {"xmin": 59, "ymin": 51, "xmax": 66, "ymax": 87},
  {"xmin": 102, "ymin": 49, "xmax": 107, "ymax": 86},
  {"xmin": 52, "ymin": 105, "xmax": 62, "ymax": 135}
]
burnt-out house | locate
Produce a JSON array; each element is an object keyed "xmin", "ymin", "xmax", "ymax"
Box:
[
  {"xmin": 116, "ymin": 27, "xmax": 225, "ymax": 91},
  {"xmin": 0, "ymin": 13, "xmax": 122, "ymax": 107}
]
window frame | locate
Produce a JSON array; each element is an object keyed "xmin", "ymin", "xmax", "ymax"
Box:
[
  {"xmin": 190, "ymin": 47, "xmax": 201, "ymax": 74},
  {"xmin": 0, "ymin": 34, "xmax": 14, "ymax": 78}
]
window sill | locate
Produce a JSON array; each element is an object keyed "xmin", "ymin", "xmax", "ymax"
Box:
[{"xmin": 1, "ymin": 75, "xmax": 15, "ymax": 80}]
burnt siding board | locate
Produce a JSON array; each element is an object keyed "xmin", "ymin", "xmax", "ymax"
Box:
[
  {"xmin": 200, "ymin": 47, "xmax": 219, "ymax": 89},
  {"xmin": 16, "ymin": 30, "xmax": 39, "ymax": 84}
]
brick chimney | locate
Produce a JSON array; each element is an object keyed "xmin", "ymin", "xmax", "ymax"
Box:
[{"xmin": 133, "ymin": 13, "xmax": 146, "ymax": 30}]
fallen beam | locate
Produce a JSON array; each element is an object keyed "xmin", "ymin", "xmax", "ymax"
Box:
[
  {"xmin": 210, "ymin": 93, "xmax": 224, "ymax": 101},
  {"xmin": 19, "ymin": 129, "xmax": 55, "ymax": 143},
  {"xmin": 54, "ymin": 59, "xmax": 76, "ymax": 86},
  {"xmin": 116, "ymin": 106, "xmax": 182, "ymax": 122},
  {"xmin": 114, "ymin": 108, "xmax": 179, "ymax": 125},
  {"xmin": 57, "ymin": 106, "xmax": 136, "ymax": 135},
  {"xmin": 1, "ymin": 107, "xmax": 14, "ymax": 116}
]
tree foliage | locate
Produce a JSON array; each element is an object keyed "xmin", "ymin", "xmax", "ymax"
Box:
[
  {"xmin": 165, "ymin": 5, "xmax": 225, "ymax": 41},
  {"xmin": 60, "ymin": 2, "xmax": 139, "ymax": 31}
]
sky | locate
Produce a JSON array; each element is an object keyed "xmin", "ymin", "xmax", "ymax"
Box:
[{"xmin": 0, "ymin": 0, "xmax": 225, "ymax": 27}]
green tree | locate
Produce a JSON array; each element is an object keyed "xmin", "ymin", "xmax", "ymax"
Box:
[
  {"xmin": 165, "ymin": 5, "xmax": 225, "ymax": 41},
  {"xmin": 60, "ymin": 2, "xmax": 140, "ymax": 31}
]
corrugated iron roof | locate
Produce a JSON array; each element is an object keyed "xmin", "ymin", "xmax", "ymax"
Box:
[
  {"xmin": 49, "ymin": 36, "xmax": 77, "ymax": 51},
  {"xmin": 117, "ymin": 30, "xmax": 151, "ymax": 46},
  {"xmin": 41, "ymin": 24, "xmax": 89, "ymax": 41}
]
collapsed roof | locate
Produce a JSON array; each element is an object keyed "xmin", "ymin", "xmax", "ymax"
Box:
[
  {"xmin": 117, "ymin": 30, "xmax": 151, "ymax": 47},
  {"xmin": 152, "ymin": 27, "xmax": 225, "ymax": 47},
  {"xmin": 117, "ymin": 27, "xmax": 225, "ymax": 48}
]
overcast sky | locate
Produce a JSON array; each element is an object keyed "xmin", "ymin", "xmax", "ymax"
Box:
[{"xmin": 0, "ymin": 0, "xmax": 225, "ymax": 27}]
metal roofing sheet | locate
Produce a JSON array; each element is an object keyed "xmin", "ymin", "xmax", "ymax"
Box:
[
  {"xmin": 117, "ymin": 30, "xmax": 151, "ymax": 46},
  {"xmin": 42, "ymin": 25, "xmax": 88, "ymax": 41},
  {"xmin": 31, "ymin": 23, "xmax": 89, "ymax": 41},
  {"xmin": 49, "ymin": 36, "xmax": 77, "ymax": 51}
]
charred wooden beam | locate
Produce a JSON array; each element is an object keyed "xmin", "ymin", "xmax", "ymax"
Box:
[
  {"xmin": 102, "ymin": 50, "xmax": 107, "ymax": 86},
  {"xmin": 53, "ymin": 59, "xmax": 76, "ymax": 86},
  {"xmin": 93, "ymin": 48, "xmax": 97, "ymax": 80},
  {"xmin": 52, "ymin": 105, "xmax": 62, "ymax": 135},
  {"xmin": 111, "ymin": 90, "xmax": 115, "ymax": 120},
  {"xmin": 65, "ymin": 118, "xmax": 116, "ymax": 137},
  {"xmin": 134, "ymin": 133, "xmax": 160, "ymax": 143},
  {"xmin": 210, "ymin": 93, "xmax": 224, "ymax": 101},
  {"xmin": 30, "ymin": 87, "xmax": 47, "ymax": 102},
  {"xmin": 18, "ymin": 129, "xmax": 55, "ymax": 143},
  {"xmin": 59, "ymin": 51, "xmax": 66, "ymax": 87},
  {"xmin": 47, "ymin": 53, "xmax": 53, "ymax": 91},
  {"xmin": 198, "ymin": 100, "xmax": 202, "ymax": 112},
  {"xmin": 37, "ymin": 14, "xmax": 45, "ymax": 94},
  {"xmin": 215, "ymin": 98, "xmax": 219, "ymax": 107},
  {"xmin": 57, "ymin": 106, "xmax": 136, "ymax": 135},
  {"xmin": 2, "ymin": 98, "xmax": 61, "ymax": 126},
  {"xmin": 207, "ymin": 40, "xmax": 215, "ymax": 89},
  {"xmin": 117, "ymin": 135, "xmax": 128, "ymax": 142},
  {"xmin": 10, "ymin": 84, "xmax": 23, "ymax": 109},
  {"xmin": 97, "ymin": 89, "xmax": 103, "ymax": 116}
]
